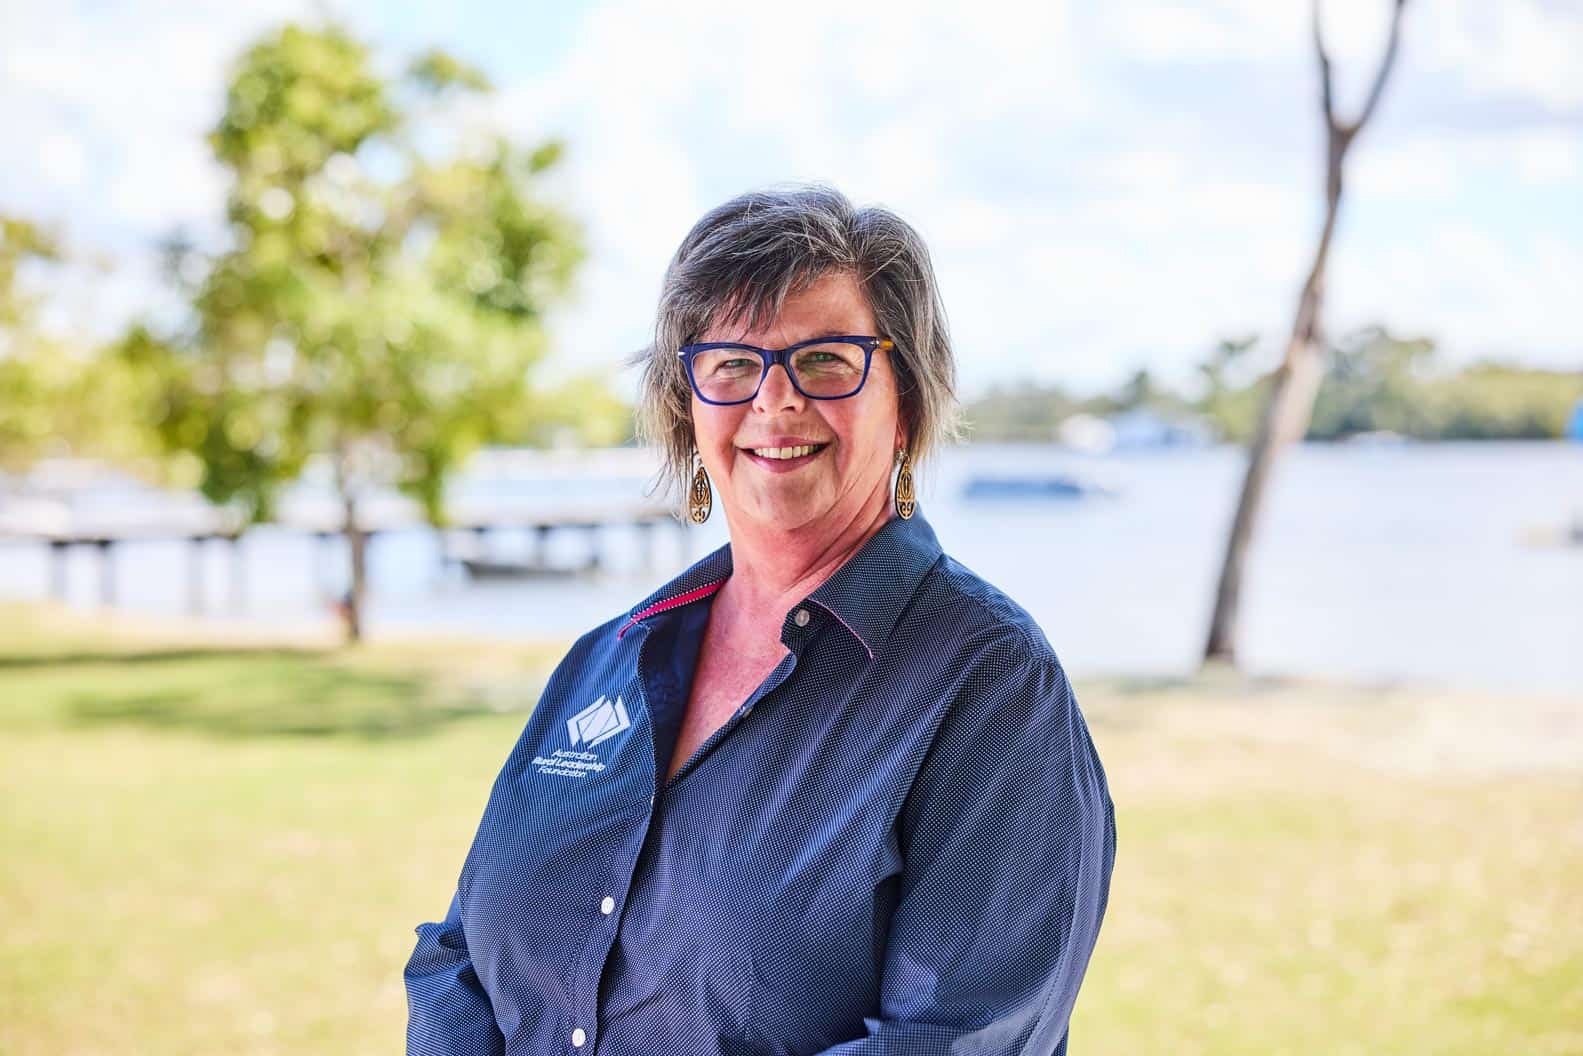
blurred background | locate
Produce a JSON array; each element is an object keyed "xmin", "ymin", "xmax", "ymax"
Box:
[{"xmin": 2, "ymin": 1, "xmax": 1579, "ymax": 1053}]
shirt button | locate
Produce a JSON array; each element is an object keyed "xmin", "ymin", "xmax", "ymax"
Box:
[
  {"xmin": 572, "ymin": 1027, "xmax": 587, "ymax": 1047},
  {"xmin": 600, "ymin": 896, "xmax": 615, "ymax": 915},
  {"xmin": 794, "ymin": 608, "xmax": 810, "ymax": 627}
]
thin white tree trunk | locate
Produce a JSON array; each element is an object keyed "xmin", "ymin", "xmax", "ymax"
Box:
[
  {"xmin": 333, "ymin": 452, "xmax": 367, "ymax": 644},
  {"xmin": 1204, "ymin": 0, "xmax": 1409, "ymax": 665}
]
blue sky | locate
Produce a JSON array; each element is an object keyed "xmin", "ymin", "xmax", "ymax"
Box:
[{"xmin": 4, "ymin": 0, "xmax": 1579, "ymax": 400}]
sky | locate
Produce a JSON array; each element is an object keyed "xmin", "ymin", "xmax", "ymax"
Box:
[{"xmin": 3, "ymin": 0, "xmax": 1579, "ymax": 401}]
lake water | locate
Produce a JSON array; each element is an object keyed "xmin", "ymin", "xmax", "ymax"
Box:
[{"xmin": 3, "ymin": 442, "xmax": 1581, "ymax": 695}]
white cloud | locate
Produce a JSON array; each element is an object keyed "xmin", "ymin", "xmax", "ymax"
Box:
[
  {"xmin": 2, "ymin": 0, "xmax": 1579, "ymax": 399},
  {"xmin": 1351, "ymin": 140, "xmax": 1462, "ymax": 200},
  {"xmin": 1419, "ymin": 0, "xmax": 1583, "ymax": 109},
  {"xmin": 1506, "ymin": 130, "xmax": 1581, "ymax": 187}
]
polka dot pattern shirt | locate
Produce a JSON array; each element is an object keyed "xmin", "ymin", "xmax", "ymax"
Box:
[{"xmin": 404, "ymin": 511, "xmax": 1117, "ymax": 1054}]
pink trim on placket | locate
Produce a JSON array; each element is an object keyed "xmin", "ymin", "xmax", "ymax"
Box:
[
  {"xmin": 616, "ymin": 579, "xmax": 727, "ymax": 639},
  {"xmin": 815, "ymin": 602, "xmax": 875, "ymax": 661}
]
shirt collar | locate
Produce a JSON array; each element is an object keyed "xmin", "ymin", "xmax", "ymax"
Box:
[
  {"xmin": 617, "ymin": 542, "xmax": 733, "ymax": 641},
  {"xmin": 803, "ymin": 511, "xmax": 943, "ymax": 659},
  {"xmin": 619, "ymin": 511, "xmax": 944, "ymax": 659}
]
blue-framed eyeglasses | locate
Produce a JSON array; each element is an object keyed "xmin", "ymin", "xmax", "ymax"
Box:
[{"xmin": 677, "ymin": 335, "xmax": 893, "ymax": 406}]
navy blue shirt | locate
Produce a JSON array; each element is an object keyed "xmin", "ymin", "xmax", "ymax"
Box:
[{"xmin": 405, "ymin": 511, "xmax": 1116, "ymax": 1054}]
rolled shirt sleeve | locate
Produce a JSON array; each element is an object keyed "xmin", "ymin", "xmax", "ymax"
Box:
[
  {"xmin": 813, "ymin": 641, "xmax": 1118, "ymax": 1055},
  {"xmin": 404, "ymin": 889, "xmax": 506, "ymax": 1055}
]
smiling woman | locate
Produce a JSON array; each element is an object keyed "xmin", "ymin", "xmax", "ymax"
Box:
[
  {"xmin": 403, "ymin": 184, "xmax": 1117, "ymax": 1055},
  {"xmin": 685, "ymin": 274, "xmax": 902, "ymax": 538}
]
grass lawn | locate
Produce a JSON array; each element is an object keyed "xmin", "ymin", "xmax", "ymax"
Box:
[{"xmin": 2, "ymin": 602, "xmax": 1579, "ymax": 1055}]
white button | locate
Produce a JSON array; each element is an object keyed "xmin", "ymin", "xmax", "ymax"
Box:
[
  {"xmin": 572, "ymin": 1027, "xmax": 586, "ymax": 1047},
  {"xmin": 794, "ymin": 608, "xmax": 810, "ymax": 627},
  {"xmin": 600, "ymin": 896, "xmax": 615, "ymax": 915}
]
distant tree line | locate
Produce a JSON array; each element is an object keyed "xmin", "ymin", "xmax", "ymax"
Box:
[
  {"xmin": 0, "ymin": 21, "xmax": 633, "ymax": 641},
  {"xmin": 962, "ymin": 326, "xmax": 1583, "ymax": 444}
]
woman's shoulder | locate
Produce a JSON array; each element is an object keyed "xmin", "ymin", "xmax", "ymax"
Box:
[
  {"xmin": 897, "ymin": 552, "xmax": 1110, "ymax": 842},
  {"xmin": 905, "ymin": 549, "xmax": 1065, "ymax": 672}
]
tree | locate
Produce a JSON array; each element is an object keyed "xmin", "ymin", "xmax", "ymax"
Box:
[
  {"xmin": 0, "ymin": 216, "xmax": 64, "ymax": 473},
  {"xmin": 1117, "ymin": 367, "xmax": 1158, "ymax": 411},
  {"xmin": 1193, "ymin": 335, "xmax": 1263, "ymax": 442},
  {"xmin": 1, "ymin": 216, "xmax": 160, "ymax": 478},
  {"xmin": 1203, "ymin": 0, "xmax": 1411, "ymax": 666},
  {"xmin": 1306, "ymin": 325, "xmax": 1437, "ymax": 438},
  {"xmin": 121, "ymin": 22, "xmax": 586, "ymax": 641}
]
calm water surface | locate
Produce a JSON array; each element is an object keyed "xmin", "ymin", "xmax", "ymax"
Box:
[{"xmin": 4, "ymin": 442, "xmax": 1580, "ymax": 694}]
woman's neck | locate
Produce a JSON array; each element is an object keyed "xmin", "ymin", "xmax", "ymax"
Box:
[{"xmin": 718, "ymin": 489, "xmax": 894, "ymax": 630}]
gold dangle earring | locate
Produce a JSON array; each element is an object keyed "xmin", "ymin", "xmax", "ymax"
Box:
[
  {"xmin": 894, "ymin": 448, "xmax": 916, "ymax": 520},
  {"xmin": 687, "ymin": 452, "xmax": 713, "ymax": 524}
]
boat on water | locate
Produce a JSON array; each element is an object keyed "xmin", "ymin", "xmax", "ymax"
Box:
[
  {"xmin": 458, "ymin": 557, "xmax": 592, "ymax": 580},
  {"xmin": 961, "ymin": 474, "xmax": 1116, "ymax": 501},
  {"xmin": 446, "ymin": 531, "xmax": 602, "ymax": 581}
]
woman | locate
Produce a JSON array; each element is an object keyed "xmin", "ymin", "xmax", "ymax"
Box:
[{"xmin": 405, "ymin": 185, "xmax": 1117, "ymax": 1055}]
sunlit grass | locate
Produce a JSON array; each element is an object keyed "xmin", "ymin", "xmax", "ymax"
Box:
[{"xmin": 1, "ymin": 603, "xmax": 1579, "ymax": 1054}]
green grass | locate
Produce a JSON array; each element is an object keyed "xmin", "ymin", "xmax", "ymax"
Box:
[{"xmin": 1, "ymin": 603, "xmax": 1579, "ymax": 1054}]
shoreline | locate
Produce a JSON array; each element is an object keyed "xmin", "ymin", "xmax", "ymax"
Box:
[{"xmin": 5, "ymin": 600, "xmax": 1578, "ymax": 780}]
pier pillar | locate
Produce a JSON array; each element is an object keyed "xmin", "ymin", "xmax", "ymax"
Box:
[
  {"xmin": 48, "ymin": 540, "xmax": 69, "ymax": 600},
  {"xmin": 94, "ymin": 539, "xmax": 114, "ymax": 606},
  {"xmin": 534, "ymin": 524, "xmax": 551, "ymax": 569},
  {"xmin": 634, "ymin": 520, "xmax": 655, "ymax": 570},
  {"xmin": 313, "ymin": 532, "xmax": 333, "ymax": 600},
  {"xmin": 188, "ymin": 536, "xmax": 206, "ymax": 615},
  {"xmin": 227, "ymin": 533, "xmax": 245, "ymax": 611}
]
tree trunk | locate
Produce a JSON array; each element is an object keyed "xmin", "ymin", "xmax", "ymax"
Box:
[
  {"xmin": 341, "ymin": 489, "xmax": 367, "ymax": 644},
  {"xmin": 1203, "ymin": 0, "xmax": 1408, "ymax": 666},
  {"xmin": 1203, "ymin": 334, "xmax": 1327, "ymax": 661}
]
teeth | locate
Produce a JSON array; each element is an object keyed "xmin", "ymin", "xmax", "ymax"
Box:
[{"xmin": 751, "ymin": 444, "xmax": 820, "ymax": 460}]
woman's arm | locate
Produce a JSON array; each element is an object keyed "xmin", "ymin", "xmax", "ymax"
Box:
[
  {"xmin": 812, "ymin": 645, "xmax": 1117, "ymax": 1054},
  {"xmin": 403, "ymin": 889, "xmax": 506, "ymax": 1055}
]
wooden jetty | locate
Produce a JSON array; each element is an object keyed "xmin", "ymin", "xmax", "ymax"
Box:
[{"xmin": 0, "ymin": 499, "xmax": 687, "ymax": 611}]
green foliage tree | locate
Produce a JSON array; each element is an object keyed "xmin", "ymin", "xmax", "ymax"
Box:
[
  {"xmin": 1307, "ymin": 325, "xmax": 1436, "ymax": 437},
  {"xmin": 1118, "ymin": 367, "xmax": 1158, "ymax": 411},
  {"xmin": 956, "ymin": 326, "xmax": 1578, "ymax": 447},
  {"xmin": 1193, "ymin": 335, "xmax": 1266, "ymax": 443},
  {"xmin": 960, "ymin": 380, "xmax": 1079, "ymax": 442},
  {"xmin": 1300, "ymin": 326, "xmax": 1582, "ymax": 441},
  {"xmin": 1425, "ymin": 363, "xmax": 1583, "ymax": 440},
  {"xmin": 515, "ymin": 371, "xmax": 636, "ymax": 449},
  {"xmin": 0, "ymin": 216, "xmax": 63, "ymax": 473},
  {"xmin": 120, "ymin": 22, "xmax": 590, "ymax": 641},
  {"xmin": 1, "ymin": 216, "xmax": 162, "ymax": 477}
]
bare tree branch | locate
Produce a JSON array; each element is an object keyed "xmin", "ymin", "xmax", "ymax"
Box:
[
  {"xmin": 1347, "ymin": 0, "xmax": 1410, "ymax": 137},
  {"xmin": 1313, "ymin": 1, "xmax": 1337, "ymax": 129},
  {"xmin": 1203, "ymin": 0, "xmax": 1410, "ymax": 666}
]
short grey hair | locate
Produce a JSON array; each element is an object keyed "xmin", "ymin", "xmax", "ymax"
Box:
[{"xmin": 629, "ymin": 183, "xmax": 961, "ymax": 507}]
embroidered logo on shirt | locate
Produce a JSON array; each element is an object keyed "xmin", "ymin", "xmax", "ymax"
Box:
[
  {"xmin": 532, "ymin": 695, "xmax": 630, "ymax": 780},
  {"xmin": 568, "ymin": 694, "xmax": 631, "ymax": 748}
]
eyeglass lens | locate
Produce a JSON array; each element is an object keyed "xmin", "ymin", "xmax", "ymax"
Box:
[{"xmin": 691, "ymin": 342, "xmax": 867, "ymax": 403}]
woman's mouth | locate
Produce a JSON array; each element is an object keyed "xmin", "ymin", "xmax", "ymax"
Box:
[{"xmin": 740, "ymin": 442, "xmax": 829, "ymax": 471}]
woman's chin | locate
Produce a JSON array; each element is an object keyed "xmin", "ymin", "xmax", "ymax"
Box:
[{"xmin": 736, "ymin": 489, "xmax": 832, "ymax": 534}]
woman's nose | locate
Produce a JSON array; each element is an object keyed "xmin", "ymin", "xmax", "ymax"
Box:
[{"xmin": 753, "ymin": 362, "xmax": 805, "ymax": 413}]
